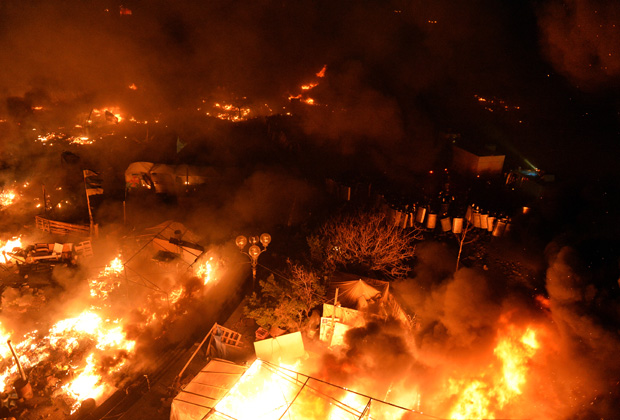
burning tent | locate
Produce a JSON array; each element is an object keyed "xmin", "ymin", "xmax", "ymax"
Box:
[
  {"xmin": 319, "ymin": 275, "xmax": 416, "ymax": 347},
  {"xmin": 122, "ymin": 220, "xmax": 205, "ymax": 295},
  {"xmin": 327, "ymin": 274, "xmax": 415, "ymax": 328},
  {"xmin": 170, "ymin": 358, "xmax": 248, "ymax": 420},
  {"xmin": 171, "ymin": 358, "xmax": 423, "ymax": 420}
]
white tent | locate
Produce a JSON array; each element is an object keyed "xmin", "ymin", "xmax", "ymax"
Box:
[
  {"xmin": 125, "ymin": 161, "xmax": 155, "ymax": 190},
  {"xmin": 328, "ymin": 273, "xmax": 416, "ymax": 330},
  {"xmin": 170, "ymin": 358, "xmax": 247, "ymax": 420},
  {"xmin": 149, "ymin": 164, "xmax": 177, "ymax": 194},
  {"xmin": 171, "ymin": 359, "xmax": 423, "ymax": 420}
]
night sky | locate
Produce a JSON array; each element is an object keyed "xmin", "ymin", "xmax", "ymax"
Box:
[{"xmin": 1, "ymin": 0, "xmax": 619, "ymax": 176}]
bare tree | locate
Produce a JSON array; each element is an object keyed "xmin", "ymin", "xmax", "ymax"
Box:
[
  {"xmin": 454, "ymin": 219, "xmax": 478, "ymax": 271},
  {"xmin": 308, "ymin": 211, "xmax": 423, "ymax": 279}
]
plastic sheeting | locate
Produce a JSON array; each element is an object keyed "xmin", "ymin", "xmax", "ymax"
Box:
[
  {"xmin": 170, "ymin": 359, "xmax": 247, "ymax": 420},
  {"xmin": 188, "ymin": 359, "xmax": 422, "ymax": 420}
]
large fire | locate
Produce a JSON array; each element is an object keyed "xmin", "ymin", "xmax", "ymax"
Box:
[
  {"xmin": 208, "ymin": 359, "xmax": 421, "ymax": 420},
  {"xmin": 0, "ymin": 246, "xmax": 224, "ymax": 416},
  {"xmin": 194, "ymin": 318, "xmax": 546, "ymax": 420},
  {"xmin": 448, "ymin": 324, "xmax": 540, "ymax": 419}
]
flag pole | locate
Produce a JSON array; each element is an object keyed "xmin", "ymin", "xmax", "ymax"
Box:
[{"xmin": 84, "ymin": 172, "xmax": 94, "ymax": 234}]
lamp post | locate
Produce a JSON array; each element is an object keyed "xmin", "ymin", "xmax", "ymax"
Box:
[{"xmin": 236, "ymin": 233, "xmax": 271, "ymax": 290}]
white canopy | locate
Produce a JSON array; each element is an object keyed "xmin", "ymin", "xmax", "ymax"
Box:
[{"xmin": 170, "ymin": 359, "xmax": 247, "ymax": 420}]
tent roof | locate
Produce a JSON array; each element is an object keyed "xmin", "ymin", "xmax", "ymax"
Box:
[
  {"xmin": 125, "ymin": 162, "xmax": 217, "ymax": 178},
  {"xmin": 170, "ymin": 358, "xmax": 247, "ymax": 420},
  {"xmin": 172, "ymin": 358, "xmax": 425, "ymax": 420},
  {"xmin": 332, "ymin": 279, "xmax": 381, "ymax": 306},
  {"xmin": 327, "ymin": 272, "xmax": 417, "ymax": 329},
  {"xmin": 126, "ymin": 161, "xmax": 154, "ymax": 174},
  {"xmin": 328, "ymin": 272, "xmax": 388, "ymax": 307}
]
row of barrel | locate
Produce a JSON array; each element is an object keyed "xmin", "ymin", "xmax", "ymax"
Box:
[{"xmin": 385, "ymin": 204, "xmax": 511, "ymax": 237}]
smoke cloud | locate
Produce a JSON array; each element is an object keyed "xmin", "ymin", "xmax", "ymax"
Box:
[
  {"xmin": 301, "ymin": 239, "xmax": 620, "ymax": 419},
  {"xmin": 537, "ymin": 0, "xmax": 620, "ymax": 91}
]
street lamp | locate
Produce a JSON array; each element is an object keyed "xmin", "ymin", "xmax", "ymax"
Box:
[{"xmin": 236, "ymin": 233, "xmax": 271, "ymax": 290}]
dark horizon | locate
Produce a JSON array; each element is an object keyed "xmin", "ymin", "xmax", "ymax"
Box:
[{"xmin": 0, "ymin": 0, "xmax": 618, "ymax": 178}]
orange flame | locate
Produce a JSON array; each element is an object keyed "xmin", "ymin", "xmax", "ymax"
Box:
[
  {"xmin": 0, "ymin": 190, "xmax": 17, "ymax": 207},
  {"xmin": 0, "ymin": 237, "xmax": 22, "ymax": 264},
  {"xmin": 301, "ymin": 82, "xmax": 318, "ymax": 90},
  {"xmin": 196, "ymin": 258, "xmax": 214, "ymax": 285},
  {"xmin": 448, "ymin": 325, "xmax": 540, "ymax": 419}
]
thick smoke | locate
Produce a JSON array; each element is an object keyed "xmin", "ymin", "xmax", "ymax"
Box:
[
  {"xmin": 0, "ymin": 0, "xmax": 544, "ymax": 176},
  {"xmin": 537, "ymin": 0, "xmax": 620, "ymax": 91},
  {"xmin": 304, "ymin": 240, "xmax": 619, "ymax": 419},
  {"xmin": 537, "ymin": 244, "xmax": 620, "ymax": 418}
]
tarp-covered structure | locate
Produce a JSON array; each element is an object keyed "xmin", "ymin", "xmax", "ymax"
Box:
[
  {"xmin": 171, "ymin": 358, "xmax": 429, "ymax": 420},
  {"xmin": 170, "ymin": 358, "xmax": 247, "ymax": 420},
  {"xmin": 125, "ymin": 161, "xmax": 219, "ymax": 195},
  {"xmin": 327, "ymin": 272, "xmax": 416, "ymax": 330},
  {"xmin": 122, "ymin": 220, "xmax": 205, "ymax": 294}
]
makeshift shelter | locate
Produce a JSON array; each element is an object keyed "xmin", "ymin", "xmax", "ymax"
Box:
[
  {"xmin": 171, "ymin": 358, "xmax": 427, "ymax": 420},
  {"xmin": 170, "ymin": 358, "xmax": 248, "ymax": 420},
  {"xmin": 122, "ymin": 220, "xmax": 205, "ymax": 294},
  {"xmin": 325, "ymin": 273, "xmax": 416, "ymax": 331},
  {"xmin": 125, "ymin": 161, "xmax": 155, "ymax": 190}
]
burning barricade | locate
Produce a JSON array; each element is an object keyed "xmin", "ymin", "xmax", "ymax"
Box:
[{"xmin": 0, "ymin": 219, "xmax": 229, "ymax": 419}]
